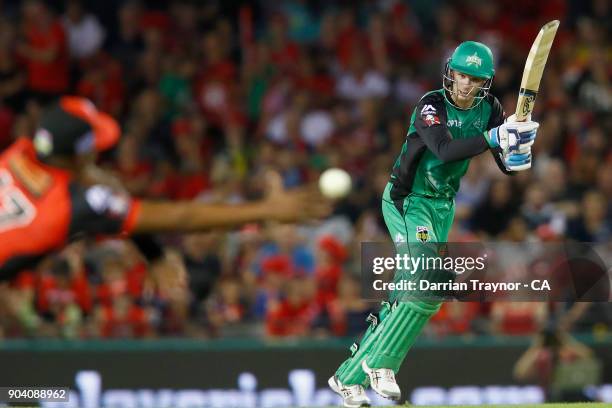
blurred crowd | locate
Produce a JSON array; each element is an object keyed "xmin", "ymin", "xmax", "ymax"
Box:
[{"xmin": 0, "ymin": 0, "xmax": 609, "ymax": 340}]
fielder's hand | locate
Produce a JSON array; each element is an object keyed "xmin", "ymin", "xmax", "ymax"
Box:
[{"xmin": 263, "ymin": 171, "xmax": 332, "ymax": 223}]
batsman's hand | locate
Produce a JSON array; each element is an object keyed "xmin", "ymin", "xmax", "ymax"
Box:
[
  {"xmin": 504, "ymin": 150, "xmax": 532, "ymax": 171},
  {"xmin": 486, "ymin": 118, "xmax": 539, "ymax": 155},
  {"xmin": 263, "ymin": 171, "xmax": 332, "ymax": 223}
]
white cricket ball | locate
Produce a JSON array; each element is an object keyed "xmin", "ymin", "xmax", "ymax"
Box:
[{"xmin": 319, "ymin": 168, "xmax": 352, "ymax": 199}]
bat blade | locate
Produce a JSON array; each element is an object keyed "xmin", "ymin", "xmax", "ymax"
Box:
[{"xmin": 515, "ymin": 20, "xmax": 560, "ymax": 121}]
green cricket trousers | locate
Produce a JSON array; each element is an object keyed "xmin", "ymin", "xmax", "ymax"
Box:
[{"xmin": 335, "ymin": 182, "xmax": 455, "ymax": 386}]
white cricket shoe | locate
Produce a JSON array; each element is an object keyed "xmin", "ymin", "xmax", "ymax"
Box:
[
  {"xmin": 361, "ymin": 360, "xmax": 401, "ymax": 401},
  {"xmin": 328, "ymin": 375, "xmax": 371, "ymax": 408}
]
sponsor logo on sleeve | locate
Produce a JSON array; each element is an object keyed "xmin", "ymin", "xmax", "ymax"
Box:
[
  {"xmin": 421, "ymin": 104, "xmax": 437, "ymax": 115},
  {"xmin": 85, "ymin": 185, "xmax": 129, "ymax": 218},
  {"xmin": 421, "ymin": 104, "xmax": 440, "ymax": 127},
  {"xmin": 423, "ymin": 114, "xmax": 441, "ymax": 127}
]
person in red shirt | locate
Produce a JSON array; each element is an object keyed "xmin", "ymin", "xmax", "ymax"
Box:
[
  {"xmin": 266, "ymin": 277, "xmax": 317, "ymax": 337},
  {"xmin": 17, "ymin": 1, "xmax": 70, "ymax": 102},
  {"xmin": 0, "ymin": 96, "xmax": 330, "ymax": 281}
]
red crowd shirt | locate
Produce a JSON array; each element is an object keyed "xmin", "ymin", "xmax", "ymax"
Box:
[{"xmin": 23, "ymin": 21, "xmax": 69, "ymax": 93}]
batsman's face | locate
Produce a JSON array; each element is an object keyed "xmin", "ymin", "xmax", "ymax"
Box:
[{"xmin": 451, "ymin": 71, "xmax": 486, "ymax": 103}]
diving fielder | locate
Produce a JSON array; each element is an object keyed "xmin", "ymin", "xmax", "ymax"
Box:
[
  {"xmin": 0, "ymin": 97, "xmax": 329, "ymax": 280},
  {"xmin": 329, "ymin": 41, "xmax": 539, "ymax": 407}
]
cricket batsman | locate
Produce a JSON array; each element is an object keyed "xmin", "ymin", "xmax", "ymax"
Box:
[
  {"xmin": 0, "ymin": 97, "xmax": 330, "ymax": 281},
  {"xmin": 328, "ymin": 41, "xmax": 539, "ymax": 407}
]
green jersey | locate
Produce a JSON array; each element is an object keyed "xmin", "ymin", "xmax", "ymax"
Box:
[{"xmin": 390, "ymin": 89, "xmax": 506, "ymax": 202}]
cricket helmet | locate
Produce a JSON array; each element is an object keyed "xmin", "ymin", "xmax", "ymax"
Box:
[
  {"xmin": 443, "ymin": 41, "xmax": 495, "ymax": 108},
  {"xmin": 449, "ymin": 41, "xmax": 495, "ymax": 79}
]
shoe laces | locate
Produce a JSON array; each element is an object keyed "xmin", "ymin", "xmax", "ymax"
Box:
[
  {"xmin": 373, "ymin": 368, "xmax": 395, "ymax": 383},
  {"xmin": 342, "ymin": 384, "xmax": 364, "ymax": 398}
]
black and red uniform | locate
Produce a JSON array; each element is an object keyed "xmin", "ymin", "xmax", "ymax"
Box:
[
  {"xmin": 0, "ymin": 138, "xmax": 141, "ymax": 280},
  {"xmin": 0, "ymin": 97, "xmax": 140, "ymax": 280}
]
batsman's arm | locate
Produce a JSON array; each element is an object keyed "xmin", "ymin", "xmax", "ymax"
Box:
[
  {"xmin": 414, "ymin": 94, "xmax": 489, "ymax": 163},
  {"xmin": 415, "ymin": 118, "xmax": 489, "ymax": 163}
]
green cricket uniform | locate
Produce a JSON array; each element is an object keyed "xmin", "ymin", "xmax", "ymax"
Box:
[{"xmin": 335, "ymin": 89, "xmax": 507, "ymax": 386}]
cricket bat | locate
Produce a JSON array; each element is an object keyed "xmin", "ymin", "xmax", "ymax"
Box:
[{"xmin": 515, "ymin": 20, "xmax": 560, "ymax": 121}]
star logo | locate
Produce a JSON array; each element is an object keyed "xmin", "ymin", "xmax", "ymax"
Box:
[{"xmin": 466, "ymin": 53, "xmax": 482, "ymax": 67}]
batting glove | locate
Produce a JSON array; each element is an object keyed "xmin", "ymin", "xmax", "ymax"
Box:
[
  {"xmin": 485, "ymin": 119, "xmax": 539, "ymax": 155},
  {"xmin": 504, "ymin": 150, "xmax": 532, "ymax": 171}
]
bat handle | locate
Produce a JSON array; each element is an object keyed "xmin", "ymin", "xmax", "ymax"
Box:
[{"xmin": 516, "ymin": 88, "xmax": 537, "ymax": 122}]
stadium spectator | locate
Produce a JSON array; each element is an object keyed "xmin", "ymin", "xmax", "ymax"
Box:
[
  {"xmin": 18, "ymin": 0, "xmax": 69, "ymax": 102},
  {"xmin": 0, "ymin": 19, "xmax": 26, "ymax": 120},
  {"xmin": 514, "ymin": 327, "xmax": 600, "ymax": 402},
  {"xmin": 62, "ymin": 0, "xmax": 105, "ymax": 60},
  {"xmin": 266, "ymin": 276, "xmax": 317, "ymax": 337},
  {"xmin": 319, "ymin": 275, "xmax": 374, "ymax": 337}
]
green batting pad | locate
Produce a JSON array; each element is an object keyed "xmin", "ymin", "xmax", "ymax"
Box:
[
  {"xmin": 365, "ymin": 301, "xmax": 439, "ymax": 371},
  {"xmin": 336, "ymin": 300, "xmax": 439, "ymax": 385}
]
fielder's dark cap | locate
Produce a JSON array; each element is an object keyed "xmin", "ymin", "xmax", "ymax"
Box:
[{"xmin": 33, "ymin": 96, "xmax": 120, "ymax": 158}]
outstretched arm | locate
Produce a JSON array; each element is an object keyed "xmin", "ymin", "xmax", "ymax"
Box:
[
  {"xmin": 132, "ymin": 173, "xmax": 330, "ymax": 234},
  {"xmin": 134, "ymin": 200, "xmax": 269, "ymax": 233},
  {"xmin": 75, "ymin": 171, "xmax": 330, "ymax": 236}
]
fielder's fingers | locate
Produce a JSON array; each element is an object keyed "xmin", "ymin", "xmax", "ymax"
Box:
[
  {"xmin": 293, "ymin": 185, "xmax": 329, "ymax": 203},
  {"xmin": 264, "ymin": 170, "xmax": 284, "ymax": 197},
  {"xmin": 300, "ymin": 190, "xmax": 333, "ymax": 219}
]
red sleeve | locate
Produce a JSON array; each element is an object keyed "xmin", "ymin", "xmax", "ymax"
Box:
[{"xmin": 121, "ymin": 199, "xmax": 141, "ymax": 234}]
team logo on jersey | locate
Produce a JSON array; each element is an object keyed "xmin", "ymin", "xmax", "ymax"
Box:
[
  {"xmin": 85, "ymin": 185, "xmax": 129, "ymax": 218},
  {"xmin": 466, "ymin": 53, "xmax": 482, "ymax": 67},
  {"xmin": 416, "ymin": 226, "xmax": 430, "ymax": 243}
]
